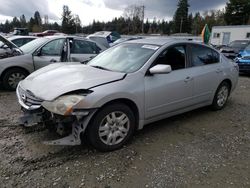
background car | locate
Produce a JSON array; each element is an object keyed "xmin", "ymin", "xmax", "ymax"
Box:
[
  {"xmin": 7, "ymin": 36, "xmax": 38, "ymax": 47},
  {"xmin": 235, "ymin": 44, "xmax": 250, "ymax": 73},
  {"xmin": 12, "ymin": 28, "xmax": 29, "ymax": 36},
  {"xmin": 0, "ymin": 36, "xmax": 107, "ymax": 90},
  {"xmin": 87, "ymin": 31, "xmax": 121, "ymax": 47},
  {"xmin": 220, "ymin": 40, "xmax": 250, "ymax": 59},
  {"xmin": 34, "ymin": 30, "xmax": 59, "ymax": 37},
  {"xmin": 0, "ymin": 34, "xmax": 22, "ymax": 59},
  {"xmin": 17, "ymin": 38, "xmax": 239, "ymax": 152}
]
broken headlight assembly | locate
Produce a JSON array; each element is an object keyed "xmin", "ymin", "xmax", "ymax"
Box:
[{"xmin": 42, "ymin": 95, "xmax": 88, "ymax": 116}]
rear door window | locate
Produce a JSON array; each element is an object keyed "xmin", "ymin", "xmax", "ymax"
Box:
[
  {"xmin": 71, "ymin": 40, "xmax": 99, "ymax": 54},
  {"xmin": 40, "ymin": 39, "xmax": 65, "ymax": 56},
  {"xmin": 190, "ymin": 45, "xmax": 220, "ymax": 67}
]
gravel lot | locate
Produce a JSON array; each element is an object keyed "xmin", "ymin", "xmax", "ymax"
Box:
[{"xmin": 0, "ymin": 75, "xmax": 249, "ymax": 188}]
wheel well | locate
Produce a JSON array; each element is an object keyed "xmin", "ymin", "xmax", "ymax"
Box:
[
  {"xmin": 98, "ymin": 99, "xmax": 140, "ymax": 129},
  {"xmin": 222, "ymin": 79, "xmax": 232, "ymax": 93},
  {"xmin": 0, "ymin": 67, "xmax": 30, "ymax": 81}
]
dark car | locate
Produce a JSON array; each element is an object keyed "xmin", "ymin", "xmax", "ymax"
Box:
[
  {"xmin": 220, "ymin": 40, "xmax": 250, "ymax": 59},
  {"xmin": 35, "ymin": 30, "xmax": 59, "ymax": 37},
  {"xmin": 235, "ymin": 44, "xmax": 250, "ymax": 73}
]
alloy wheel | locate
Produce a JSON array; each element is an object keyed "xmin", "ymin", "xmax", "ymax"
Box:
[
  {"xmin": 98, "ymin": 111, "xmax": 130, "ymax": 146},
  {"xmin": 217, "ymin": 85, "xmax": 229, "ymax": 107},
  {"xmin": 8, "ymin": 72, "xmax": 26, "ymax": 88}
]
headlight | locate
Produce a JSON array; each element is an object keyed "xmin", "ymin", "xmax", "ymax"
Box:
[{"xmin": 42, "ymin": 95, "xmax": 85, "ymax": 116}]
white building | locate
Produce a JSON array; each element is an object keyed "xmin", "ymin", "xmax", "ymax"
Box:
[{"xmin": 210, "ymin": 25, "xmax": 250, "ymax": 46}]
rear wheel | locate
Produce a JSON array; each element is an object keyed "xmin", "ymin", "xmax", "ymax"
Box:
[
  {"xmin": 2, "ymin": 68, "xmax": 28, "ymax": 90},
  {"xmin": 212, "ymin": 81, "xmax": 230, "ymax": 110},
  {"xmin": 86, "ymin": 103, "xmax": 135, "ymax": 152}
]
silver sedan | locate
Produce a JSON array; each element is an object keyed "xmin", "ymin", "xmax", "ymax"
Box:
[{"xmin": 17, "ymin": 38, "xmax": 239, "ymax": 151}]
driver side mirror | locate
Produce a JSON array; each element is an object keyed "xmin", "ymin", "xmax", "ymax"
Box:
[{"xmin": 149, "ymin": 64, "xmax": 172, "ymax": 74}]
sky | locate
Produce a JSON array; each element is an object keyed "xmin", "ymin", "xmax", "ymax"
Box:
[{"xmin": 0, "ymin": 0, "xmax": 228, "ymax": 25}]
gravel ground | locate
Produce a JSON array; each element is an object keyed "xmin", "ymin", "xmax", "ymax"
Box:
[{"xmin": 0, "ymin": 75, "xmax": 249, "ymax": 188}]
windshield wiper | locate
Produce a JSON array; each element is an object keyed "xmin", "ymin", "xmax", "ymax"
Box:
[{"xmin": 90, "ymin": 65, "xmax": 112, "ymax": 71}]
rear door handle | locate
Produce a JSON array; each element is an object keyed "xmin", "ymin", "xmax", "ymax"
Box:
[{"xmin": 184, "ymin": 76, "xmax": 193, "ymax": 82}]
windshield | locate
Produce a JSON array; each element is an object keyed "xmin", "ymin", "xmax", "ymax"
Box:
[
  {"xmin": 87, "ymin": 43, "xmax": 158, "ymax": 73},
  {"xmin": 229, "ymin": 41, "xmax": 249, "ymax": 50},
  {"xmin": 20, "ymin": 37, "xmax": 49, "ymax": 54}
]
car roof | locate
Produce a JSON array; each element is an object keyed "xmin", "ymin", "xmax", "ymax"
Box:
[
  {"xmin": 8, "ymin": 36, "xmax": 38, "ymax": 40},
  {"xmin": 42, "ymin": 35, "xmax": 107, "ymax": 50},
  {"xmin": 125, "ymin": 37, "xmax": 203, "ymax": 46},
  {"xmin": 44, "ymin": 35, "xmax": 90, "ymax": 41}
]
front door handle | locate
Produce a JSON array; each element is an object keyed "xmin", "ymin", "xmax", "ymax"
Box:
[
  {"xmin": 184, "ymin": 76, "xmax": 193, "ymax": 82},
  {"xmin": 50, "ymin": 59, "xmax": 57, "ymax": 63},
  {"xmin": 216, "ymin": 68, "xmax": 223, "ymax": 73}
]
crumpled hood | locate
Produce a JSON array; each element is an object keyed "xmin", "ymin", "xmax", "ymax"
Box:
[{"xmin": 19, "ymin": 63, "xmax": 125, "ymax": 101}]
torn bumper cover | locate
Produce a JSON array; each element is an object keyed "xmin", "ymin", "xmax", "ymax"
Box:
[
  {"xmin": 19, "ymin": 110, "xmax": 43, "ymax": 127},
  {"xmin": 19, "ymin": 108, "xmax": 96, "ymax": 146},
  {"xmin": 16, "ymin": 83, "xmax": 98, "ymax": 146}
]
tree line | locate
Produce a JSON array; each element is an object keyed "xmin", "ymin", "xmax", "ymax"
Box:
[{"xmin": 0, "ymin": 0, "xmax": 249, "ymax": 35}]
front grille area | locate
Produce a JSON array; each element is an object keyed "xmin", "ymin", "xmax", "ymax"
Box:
[{"xmin": 18, "ymin": 86, "xmax": 43, "ymax": 107}]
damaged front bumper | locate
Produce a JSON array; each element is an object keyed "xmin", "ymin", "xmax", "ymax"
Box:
[
  {"xmin": 19, "ymin": 107, "xmax": 97, "ymax": 146},
  {"xmin": 17, "ymin": 84, "xmax": 98, "ymax": 146}
]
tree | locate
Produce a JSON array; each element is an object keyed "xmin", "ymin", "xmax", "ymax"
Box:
[
  {"xmin": 74, "ymin": 14, "xmax": 81, "ymax": 33},
  {"xmin": 173, "ymin": 0, "xmax": 190, "ymax": 33},
  {"xmin": 34, "ymin": 11, "xmax": 42, "ymax": 26},
  {"xmin": 225, "ymin": 0, "xmax": 250, "ymax": 25},
  {"xmin": 28, "ymin": 17, "xmax": 35, "ymax": 31},
  {"xmin": 3, "ymin": 20, "xmax": 11, "ymax": 33},
  {"xmin": 20, "ymin": 14, "xmax": 26, "ymax": 28},
  {"xmin": 12, "ymin": 17, "xmax": 21, "ymax": 28},
  {"xmin": 144, "ymin": 19, "xmax": 150, "ymax": 33},
  {"xmin": 123, "ymin": 5, "xmax": 144, "ymax": 34},
  {"xmin": 191, "ymin": 12, "xmax": 204, "ymax": 35},
  {"xmin": 61, "ymin": 5, "xmax": 76, "ymax": 34}
]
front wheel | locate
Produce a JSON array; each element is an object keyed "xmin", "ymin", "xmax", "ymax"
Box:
[
  {"xmin": 2, "ymin": 68, "xmax": 28, "ymax": 90},
  {"xmin": 211, "ymin": 81, "xmax": 230, "ymax": 110},
  {"xmin": 86, "ymin": 103, "xmax": 136, "ymax": 152}
]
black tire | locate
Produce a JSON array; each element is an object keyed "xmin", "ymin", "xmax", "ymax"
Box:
[
  {"xmin": 86, "ymin": 103, "xmax": 136, "ymax": 152},
  {"xmin": 211, "ymin": 81, "xmax": 230, "ymax": 110},
  {"xmin": 2, "ymin": 68, "xmax": 28, "ymax": 91}
]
